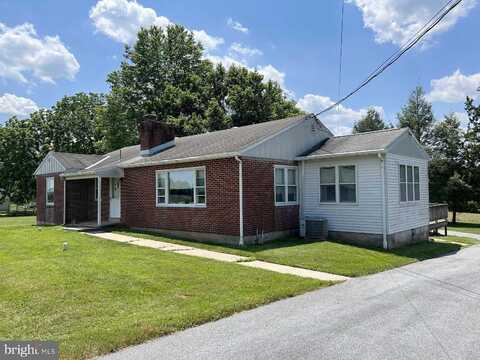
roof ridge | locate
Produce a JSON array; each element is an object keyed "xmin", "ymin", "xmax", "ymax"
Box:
[
  {"xmin": 332, "ymin": 127, "xmax": 406, "ymax": 139},
  {"xmin": 177, "ymin": 114, "xmax": 308, "ymax": 140}
]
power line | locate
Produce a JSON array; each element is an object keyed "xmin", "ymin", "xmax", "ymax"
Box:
[{"xmin": 315, "ymin": 0, "xmax": 463, "ymax": 117}]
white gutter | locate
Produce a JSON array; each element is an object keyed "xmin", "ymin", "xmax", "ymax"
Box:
[
  {"xmin": 378, "ymin": 153, "xmax": 388, "ymax": 249},
  {"xmin": 235, "ymin": 156, "xmax": 244, "ymax": 246},
  {"xmin": 296, "ymin": 149, "xmax": 385, "ymax": 161}
]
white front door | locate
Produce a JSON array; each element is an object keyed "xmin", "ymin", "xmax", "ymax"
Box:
[{"xmin": 109, "ymin": 178, "xmax": 121, "ymax": 219}]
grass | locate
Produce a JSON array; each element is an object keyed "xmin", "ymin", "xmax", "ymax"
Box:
[
  {"xmin": 431, "ymin": 235, "xmax": 479, "ymax": 246},
  {"xmin": 0, "ymin": 217, "xmax": 327, "ymax": 360},
  {"xmin": 114, "ymin": 228, "xmax": 464, "ymax": 277},
  {"xmin": 449, "ymin": 212, "xmax": 480, "ymax": 235}
]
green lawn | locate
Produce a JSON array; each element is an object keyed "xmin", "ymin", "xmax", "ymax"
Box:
[
  {"xmin": 0, "ymin": 217, "xmax": 326, "ymax": 360},
  {"xmin": 114, "ymin": 228, "xmax": 464, "ymax": 277},
  {"xmin": 448, "ymin": 212, "xmax": 480, "ymax": 235},
  {"xmin": 432, "ymin": 235, "xmax": 479, "ymax": 246}
]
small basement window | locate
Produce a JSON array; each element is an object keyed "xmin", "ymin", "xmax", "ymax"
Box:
[
  {"xmin": 46, "ymin": 177, "xmax": 54, "ymax": 206},
  {"xmin": 156, "ymin": 167, "xmax": 206, "ymax": 207},
  {"xmin": 274, "ymin": 166, "xmax": 298, "ymax": 206},
  {"xmin": 400, "ymin": 165, "xmax": 420, "ymax": 202}
]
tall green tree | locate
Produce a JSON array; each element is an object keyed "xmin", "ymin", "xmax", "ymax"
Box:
[
  {"xmin": 447, "ymin": 173, "xmax": 472, "ymax": 224},
  {"xmin": 0, "ymin": 117, "xmax": 41, "ymax": 205},
  {"xmin": 352, "ymin": 108, "xmax": 390, "ymax": 133},
  {"xmin": 428, "ymin": 114, "xmax": 465, "ymax": 206},
  {"xmin": 465, "ymin": 97, "xmax": 480, "ymax": 200},
  {"xmin": 397, "ymin": 86, "xmax": 435, "ymax": 145},
  {"xmin": 107, "ymin": 25, "xmax": 300, "ymax": 138}
]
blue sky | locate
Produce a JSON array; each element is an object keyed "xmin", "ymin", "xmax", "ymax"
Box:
[{"xmin": 0, "ymin": 0, "xmax": 479, "ymax": 134}]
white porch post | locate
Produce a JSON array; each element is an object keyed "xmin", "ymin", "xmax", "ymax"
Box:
[{"xmin": 97, "ymin": 176, "xmax": 102, "ymax": 226}]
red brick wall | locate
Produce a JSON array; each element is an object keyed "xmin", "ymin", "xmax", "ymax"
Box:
[
  {"xmin": 36, "ymin": 174, "xmax": 64, "ymax": 225},
  {"xmin": 242, "ymin": 158, "xmax": 299, "ymax": 237},
  {"xmin": 122, "ymin": 158, "xmax": 240, "ymax": 235}
]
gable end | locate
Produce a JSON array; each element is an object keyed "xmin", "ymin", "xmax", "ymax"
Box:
[
  {"xmin": 386, "ymin": 130, "xmax": 430, "ymax": 160},
  {"xmin": 34, "ymin": 153, "xmax": 66, "ymax": 176}
]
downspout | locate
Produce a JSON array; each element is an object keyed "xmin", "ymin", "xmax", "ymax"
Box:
[
  {"xmin": 235, "ymin": 156, "xmax": 244, "ymax": 246},
  {"xmin": 378, "ymin": 153, "xmax": 388, "ymax": 249},
  {"xmin": 63, "ymin": 178, "xmax": 66, "ymax": 225}
]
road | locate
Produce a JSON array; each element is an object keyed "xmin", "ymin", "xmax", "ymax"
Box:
[{"xmin": 100, "ymin": 245, "xmax": 480, "ymax": 360}]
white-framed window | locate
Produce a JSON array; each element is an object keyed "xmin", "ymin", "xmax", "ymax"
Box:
[
  {"xmin": 319, "ymin": 167, "xmax": 336, "ymax": 202},
  {"xmin": 274, "ymin": 166, "xmax": 298, "ymax": 206},
  {"xmin": 400, "ymin": 164, "xmax": 420, "ymax": 202},
  {"xmin": 320, "ymin": 165, "xmax": 357, "ymax": 204},
  {"xmin": 46, "ymin": 177, "xmax": 54, "ymax": 206},
  {"xmin": 156, "ymin": 167, "xmax": 206, "ymax": 207}
]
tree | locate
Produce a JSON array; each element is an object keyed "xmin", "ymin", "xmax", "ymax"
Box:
[
  {"xmin": 447, "ymin": 173, "xmax": 472, "ymax": 224},
  {"xmin": 397, "ymin": 86, "xmax": 435, "ymax": 145},
  {"xmin": 42, "ymin": 93, "xmax": 106, "ymax": 154},
  {"xmin": 0, "ymin": 117, "xmax": 41, "ymax": 205},
  {"xmin": 107, "ymin": 25, "xmax": 300, "ymax": 138},
  {"xmin": 352, "ymin": 108, "xmax": 390, "ymax": 133},
  {"xmin": 464, "ymin": 96, "xmax": 480, "ymax": 199},
  {"xmin": 428, "ymin": 114, "xmax": 464, "ymax": 205}
]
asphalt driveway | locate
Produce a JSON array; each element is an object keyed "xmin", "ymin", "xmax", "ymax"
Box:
[{"xmin": 99, "ymin": 244, "xmax": 480, "ymax": 360}]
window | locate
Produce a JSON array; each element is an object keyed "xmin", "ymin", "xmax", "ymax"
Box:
[
  {"xmin": 156, "ymin": 168, "xmax": 206, "ymax": 207},
  {"xmin": 320, "ymin": 165, "xmax": 357, "ymax": 203},
  {"xmin": 339, "ymin": 165, "xmax": 356, "ymax": 203},
  {"xmin": 320, "ymin": 167, "xmax": 336, "ymax": 202},
  {"xmin": 274, "ymin": 166, "xmax": 297, "ymax": 205},
  {"xmin": 400, "ymin": 165, "xmax": 420, "ymax": 202},
  {"xmin": 46, "ymin": 177, "xmax": 54, "ymax": 206}
]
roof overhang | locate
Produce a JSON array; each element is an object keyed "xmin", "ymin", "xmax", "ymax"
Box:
[
  {"xmin": 63, "ymin": 166, "xmax": 124, "ymax": 179},
  {"xmin": 121, "ymin": 152, "xmax": 240, "ymax": 168},
  {"xmin": 296, "ymin": 149, "xmax": 386, "ymax": 161}
]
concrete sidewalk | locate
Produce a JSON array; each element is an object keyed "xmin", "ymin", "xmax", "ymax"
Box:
[
  {"xmin": 85, "ymin": 231, "xmax": 349, "ymax": 282},
  {"xmin": 438, "ymin": 228, "xmax": 480, "ymax": 241}
]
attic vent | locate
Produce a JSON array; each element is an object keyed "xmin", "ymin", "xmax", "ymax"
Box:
[{"xmin": 305, "ymin": 218, "xmax": 328, "ymax": 240}]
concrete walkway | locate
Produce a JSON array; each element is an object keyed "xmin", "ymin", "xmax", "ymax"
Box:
[
  {"xmin": 437, "ymin": 228, "xmax": 480, "ymax": 241},
  {"xmin": 85, "ymin": 231, "xmax": 349, "ymax": 282}
]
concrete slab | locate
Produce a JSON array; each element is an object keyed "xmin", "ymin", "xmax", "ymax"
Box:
[
  {"xmin": 240, "ymin": 260, "xmax": 349, "ymax": 282},
  {"xmin": 83, "ymin": 231, "xmax": 347, "ymax": 282}
]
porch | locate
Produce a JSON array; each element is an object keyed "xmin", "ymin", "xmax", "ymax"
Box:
[
  {"xmin": 64, "ymin": 176, "xmax": 121, "ymax": 227},
  {"xmin": 429, "ymin": 203, "xmax": 448, "ymax": 235}
]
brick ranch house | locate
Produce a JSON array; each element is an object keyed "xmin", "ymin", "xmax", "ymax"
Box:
[{"xmin": 34, "ymin": 114, "xmax": 431, "ymax": 249}]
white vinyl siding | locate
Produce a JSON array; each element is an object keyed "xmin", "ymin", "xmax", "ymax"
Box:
[
  {"xmin": 244, "ymin": 116, "xmax": 331, "ymax": 160},
  {"xmin": 386, "ymin": 154, "xmax": 429, "ymax": 234},
  {"xmin": 303, "ymin": 156, "xmax": 383, "ymax": 234},
  {"xmin": 275, "ymin": 166, "xmax": 298, "ymax": 206},
  {"xmin": 156, "ymin": 167, "xmax": 206, "ymax": 207},
  {"xmin": 46, "ymin": 177, "xmax": 54, "ymax": 206}
]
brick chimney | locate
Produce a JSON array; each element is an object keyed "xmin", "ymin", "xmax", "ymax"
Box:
[{"xmin": 139, "ymin": 115, "xmax": 175, "ymax": 156}]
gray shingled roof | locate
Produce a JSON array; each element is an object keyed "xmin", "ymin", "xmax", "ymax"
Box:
[
  {"xmin": 124, "ymin": 114, "xmax": 311, "ymax": 167},
  {"xmin": 52, "ymin": 152, "xmax": 104, "ymax": 171},
  {"xmin": 57, "ymin": 114, "xmax": 313, "ymax": 175},
  {"xmin": 301, "ymin": 128, "xmax": 408, "ymax": 158}
]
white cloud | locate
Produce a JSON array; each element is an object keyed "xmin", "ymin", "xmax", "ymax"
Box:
[
  {"xmin": 229, "ymin": 42, "xmax": 262, "ymax": 57},
  {"xmin": 0, "ymin": 93, "xmax": 38, "ymax": 117},
  {"xmin": 348, "ymin": 0, "xmax": 477, "ymax": 47},
  {"xmin": 90, "ymin": 0, "xmax": 223, "ymax": 51},
  {"xmin": 89, "ymin": 0, "xmax": 171, "ymax": 44},
  {"xmin": 453, "ymin": 111, "xmax": 470, "ymax": 129},
  {"xmin": 227, "ymin": 18, "xmax": 249, "ymax": 34},
  {"xmin": 205, "ymin": 54, "xmax": 247, "ymax": 69},
  {"xmin": 297, "ymin": 94, "xmax": 384, "ymax": 135},
  {"xmin": 257, "ymin": 64, "xmax": 286, "ymax": 88},
  {"xmin": 427, "ymin": 69, "xmax": 480, "ymax": 103},
  {"xmin": 0, "ymin": 22, "xmax": 79, "ymax": 84},
  {"xmin": 192, "ymin": 30, "xmax": 224, "ymax": 52}
]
